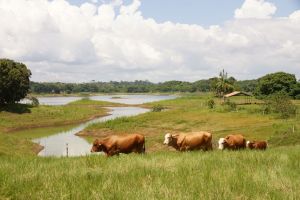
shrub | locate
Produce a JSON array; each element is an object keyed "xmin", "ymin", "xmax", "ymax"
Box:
[
  {"xmin": 261, "ymin": 104, "xmax": 271, "ymax": 115},
  {"xmin": 223, "ymin": 101, "xmax": 237, "ymax": 112},
  {"xmin": 265, "ymin": 92, "xmax": 297, "ymax": 119},
  {"xmin": 152, "ymin": 104, "xmax": 164, "ymax": 112},
  {"xmin": 207, "ymin": 99, "xmax": 215, "ymax": 109}
]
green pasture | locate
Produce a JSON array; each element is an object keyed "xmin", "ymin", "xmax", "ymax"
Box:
[
  {"xmin": 0, "ymin": 94, "xmax": 299, "ymax": 199},
  {"xmin": 0, "ymin": 147, "xmax": 299, "ymax": 200}
]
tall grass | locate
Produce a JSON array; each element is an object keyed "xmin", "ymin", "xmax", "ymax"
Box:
[{"xmin": 0, "ymin": 146, "xmax": 299, "ymax": 199}]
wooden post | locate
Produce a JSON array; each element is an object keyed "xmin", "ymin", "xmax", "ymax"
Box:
[
  {"xmin": 293, "ymin": 125, "xmax": 295, "ymax": 133},
  {"xmin": 66, "ymin": 143, "xmax": 69, "ymax": 157}
]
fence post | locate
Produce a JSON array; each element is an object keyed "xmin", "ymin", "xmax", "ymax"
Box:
[
  {"xmin": 66, "ymin": 143, "xmax": 69, "ymax": 157},
  {"xmin": 293, "ymin": 125, "xmax": 295, "ymax": 133}
]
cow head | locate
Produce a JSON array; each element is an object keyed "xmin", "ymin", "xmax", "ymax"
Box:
[
  {"xmin": 218, "ymin": 138, "xmax": 226, "ymax": 150},
  {"xmin": 163, "ymin": 133, "xmax": 173, "ymax": 145},
  {"xmin": 90, "ymin": 139, "xmax": 105, "ymax": 153},
  {"xmin": 246, "ymin": 141, "xmax": 255, "ymax": 149}
]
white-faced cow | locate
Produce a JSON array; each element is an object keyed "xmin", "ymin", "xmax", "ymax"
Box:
[
  {"xmin": 91, "ymin": 134, "xmax": 145, "ymax": 156},
  {"xmin": 246, "ymin": 140, "xmax": 268, "ymax": 150},
  {"xmin": 218, "ymin": 134, "xmax": 246, "ymax": 150},
  {"xmin": 163, "ymin": 131, "xmax": 213, "ymax": 151}
]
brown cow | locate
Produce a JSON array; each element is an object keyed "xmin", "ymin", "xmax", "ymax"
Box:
[
  {"xmin": 163, "ymin": 132, "xmax": 213, "ymax": 151},
  {"xmin": 247, "ymin": 140, "xmax": 268, "ymax": 150},
  {"xmin": 218, "ymin": 134, "xmax": 246, "ymax": 150},
  {"xmin": 90, "ymin": 134, "xmax": 145, "ymax": 156}
]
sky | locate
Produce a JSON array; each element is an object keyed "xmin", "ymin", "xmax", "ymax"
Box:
[{"xmin": 0, "ymin": 0, "xmax": 300, "ymax": 82}]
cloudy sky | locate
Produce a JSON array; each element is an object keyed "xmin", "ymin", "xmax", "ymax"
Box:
[{"xmin": 0, "ymin": 0, "xmax": 299, "ymax": 82}]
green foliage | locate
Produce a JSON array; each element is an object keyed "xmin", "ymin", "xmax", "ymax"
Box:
[
  {"xmin": 290, "ymin": 82, "xmax": 300, "ymax": 99},
  {"xmin": 213, "ymin": 69, "xmax": 235, "ymax": 97},
  {"xmin": 255, "ymin": 72, "xmax": 297, "ymax": 97},
  {"xmin": 151, "ymin": 104, "xmax": 164, "ymax": 112},
  {"xmin": 236, "ymin": 79, "xmax": 258, "ymax": 92},
  {"xmin": 265, "ymin": 92, "xmax": 297, "ymax": 119},
  {"xmin": 0, "ymin": 59, "xmax": 31, "ymax": 104},
  {"xmin": 207, "ymin": 99, "xmax": 215, "ymax": 109},
  {"xmin": 223, "ymin": 101, "xmax": 237, "ymax": 112}
]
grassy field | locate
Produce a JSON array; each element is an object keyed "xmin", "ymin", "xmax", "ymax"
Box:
[
  {"xmin": 0, "ymin": 94, "xmax": 300, "ymax": 199},
  {"xmin": 0, "ymin": 147, "xmax": 299, "ymax": 200},
  {"xmin": 82, "ymin": 95, "xmax": 300, "ymax": 151},
  {"xmin": 0, "ymin": 99, "xmax": 120, "ymax": 132}
]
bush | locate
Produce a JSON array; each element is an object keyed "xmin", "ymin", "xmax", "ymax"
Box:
[
  {"xmin": 152, "ymin": 104, "xmax": 164, "ymax": 112},
  {"xmin": 261, "ymin": 104, "xmax": 271, "ymax": 115},
  {"xmin": 207, "ymin": 99, "xmax": 215, "ymax": 109},
  {"xmin": 265, "ymin": 92, "xmax": 297, "ymax": 119},
  {"xmin": 295, "ymin": 94, "xmax": 300, "ymax": 100},
  {"xmin": 223, "ymin": 101, "xmax": 237, "ymax": 112}
]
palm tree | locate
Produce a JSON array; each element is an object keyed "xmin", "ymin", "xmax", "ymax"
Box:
[{"xmin": 215, "ymin": 69, "xmax": 234, "ymax": 97}]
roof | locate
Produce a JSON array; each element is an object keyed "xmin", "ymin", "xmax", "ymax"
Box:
[{"xmin": 224, "ymin": 91, "xmax": 252, "ymax": 98}]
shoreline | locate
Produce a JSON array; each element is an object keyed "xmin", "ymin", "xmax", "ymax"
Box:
[{"xmin": 4, "ymin": 112, "xmax": 111, "ymax": 133}]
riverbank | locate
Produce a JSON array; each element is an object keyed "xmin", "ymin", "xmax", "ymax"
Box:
[{"xmin": 0, "ymin": 99, "xmax": 122, "ymax": 133}]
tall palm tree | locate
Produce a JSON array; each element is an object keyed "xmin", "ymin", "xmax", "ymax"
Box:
[{"xmin": 215, "ymin": 69, "xmax": 234, "ymax": 97}]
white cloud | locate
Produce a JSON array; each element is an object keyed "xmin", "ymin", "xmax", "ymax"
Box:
[
  {"xmin": 234, "ymin": 0, "xmax": 277, "ymax": 19},
  {"xmin": 0, "ymin": 0, "xmax": 299, "ymax": 82}
]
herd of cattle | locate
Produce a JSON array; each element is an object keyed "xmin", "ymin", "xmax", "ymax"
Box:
[{"xmin": 91, "ymin": 132, "xmax": 268, "ymax": 157}]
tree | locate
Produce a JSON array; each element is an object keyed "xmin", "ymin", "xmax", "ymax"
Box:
[
  {"xmin": 0, "ymin": 59, "xmax": 31, "ymax": 105},
  {"xmin": 290, "ymin": 82, "xmax": 300, "ymax": 99},
  {"xmin": 265, "ymin": 92, "xmax": 297, "ymax": 119},
  {"xmin": 214, "ymin": 69, "xmax": 235, "ymax": 97},
  {"xmin": 255, "ymin": 72, "xmax": 297, "ymax": 97}
]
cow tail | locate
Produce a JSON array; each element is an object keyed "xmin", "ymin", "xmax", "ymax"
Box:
[{"xmin": 143, "ymin": 141, "xmax": 146, "ymax": 153}]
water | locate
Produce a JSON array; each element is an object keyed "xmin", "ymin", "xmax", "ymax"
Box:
[
  {"xmin": 22, "ymin": 94, "xmax": 176, "ymax": 105},
  {"xmin": 33, "ymin": 107, "xmax": 148, "ymax": 157},
  {"xmin": 21, "ymin": 96, "xmax": 82, "ymax": 105},
  {"xmin": 90, "ymin": 94, "xmax": 176, "ymax": 105},
  {"xmin": 31, "ymin": 95, "xmax": 176, "ymax": 157}
]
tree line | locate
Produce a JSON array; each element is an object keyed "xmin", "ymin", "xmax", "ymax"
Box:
[
  {"xmin": 1, "ymin": 59, "xmax": 300, "ymax": 105},
  {"xmin": 30, "ymin": 79, "xmax": 259, "ymax": 95}
]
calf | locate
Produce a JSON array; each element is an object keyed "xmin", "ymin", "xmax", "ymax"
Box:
[{"xmin": 247, "ymin": 140, "xmax": 268, "ymax": 150}]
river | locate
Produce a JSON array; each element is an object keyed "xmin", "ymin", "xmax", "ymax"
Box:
[{"xmin": 32, "ymin": 95, "xmax": 176, "ymax": 157}]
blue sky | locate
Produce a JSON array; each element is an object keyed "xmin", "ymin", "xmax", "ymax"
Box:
[{"xmin": 69, "ymin": 0, "xmax": 300, "ymax": 26}]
